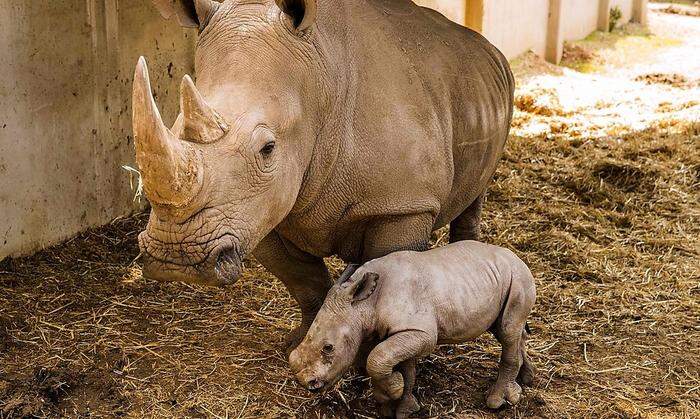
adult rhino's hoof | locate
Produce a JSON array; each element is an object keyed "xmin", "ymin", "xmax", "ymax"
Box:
[{"xmin": 486, "ymin": 381, "xmax": 522, "ymax": 409}]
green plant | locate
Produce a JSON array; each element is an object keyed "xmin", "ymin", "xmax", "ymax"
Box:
[{"xmin": 609, "ymin": 6, "xmax": 623, "ymax": 32}]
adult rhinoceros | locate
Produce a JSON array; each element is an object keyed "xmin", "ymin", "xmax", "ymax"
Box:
[{"xmin": 133, "ymin": 0, "xmax": 514, "ymax": 348}]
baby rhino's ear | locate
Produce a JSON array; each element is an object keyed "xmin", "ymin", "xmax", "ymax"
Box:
[{"xmin": 345, "ymin": 272, "xmax": 379, "ymax": 304}]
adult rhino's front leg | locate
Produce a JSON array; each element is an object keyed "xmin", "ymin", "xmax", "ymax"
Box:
[{"xmin": 253, "ymin": 231, "xmax": 332, "ymax": 353}]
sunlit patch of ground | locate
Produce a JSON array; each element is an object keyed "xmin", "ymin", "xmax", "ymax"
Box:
[
  {"xmin": 513, "ymin": 7, "xmax": 700, "ymax": 141},
  {"xmin": 1, "ymin": 7, "xmax": 699, "ymax": 419}
]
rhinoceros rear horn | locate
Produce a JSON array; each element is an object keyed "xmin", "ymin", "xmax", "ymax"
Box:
[
  {"xmin": 132, "ymin": 57, "xmax": 201, "ymax": 207},
  {"xmin": 180, "ymin": 75, "xmax": 228, "ymax": 144}
]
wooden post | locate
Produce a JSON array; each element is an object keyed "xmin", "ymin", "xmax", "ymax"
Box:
[
  {"xmin": 546, "ymin": 0, "xmax": 564, "ymax": 64},
  {"xmin": 598, "ymin": 0, "xmax": 612, "ymax": 32},
  {"xmin": 632, "ymin": 0, "xmax": 648, "ymax": 25},
  {"xmin": 465, "ymin": 0, "xmax": 484, "ymax": 33}
]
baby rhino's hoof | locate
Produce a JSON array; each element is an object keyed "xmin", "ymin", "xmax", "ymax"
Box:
[
  {"xmin": 373, "ymin": 372, "xmax": 405, "ymax": 404},
  {"xmin": 486, "ymin": 381, "xmax": 522, "ymax": 409},
  {"xmin": 385, "ymin": 372, "xmax": 405, "ymax": 400}
]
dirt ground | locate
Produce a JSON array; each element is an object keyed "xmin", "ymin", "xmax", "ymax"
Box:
[{"xmin": 1, "ymin": 7, "xmax": 699, "ymax": 419}]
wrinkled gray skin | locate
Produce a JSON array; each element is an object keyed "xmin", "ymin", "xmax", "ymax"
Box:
[
  {"xmin": 289, "ymin": 241, "xmax": 536, "ymax": 417},
  {"xmin": 135, "ymin": 0, "xmax": 514, "ymax": 349}
]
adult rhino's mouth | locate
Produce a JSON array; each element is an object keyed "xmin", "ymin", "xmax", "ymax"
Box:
[
  {"xmin": 214, "ymin": 246, "xmax": 245, "ymax": 284},
  {"xmin": 138, "ymin": 232, "xmax": 246, "ymax": 287}
]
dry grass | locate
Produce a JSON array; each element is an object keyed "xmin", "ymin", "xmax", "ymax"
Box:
[{"xmin": 1, "ymin": 118, "xmax": 698, "ymax": 417}]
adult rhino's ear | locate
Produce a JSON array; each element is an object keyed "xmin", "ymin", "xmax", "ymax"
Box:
[
  {"xmin": 152, "ymin": 0, "xmax": 220, "ymax": 30},
  {"xmin": 343, "ymin": 272, "xmax": 379, "ymax": 304},
  {"xmin": 275, "ymin": 0, "xmax": 317, "ymax": 31}
]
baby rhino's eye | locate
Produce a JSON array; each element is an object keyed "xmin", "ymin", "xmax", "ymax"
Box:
[{"xmin": 321, "ymin": 344, "xmax": 334, "ymax": 355}]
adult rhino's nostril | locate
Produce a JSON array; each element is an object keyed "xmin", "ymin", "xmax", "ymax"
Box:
[
  {"xmin": 214, "ymin": 246, "xmax": 244, "ymax": 285},
  {"xmin": 307, "ymin": 378, "xmax": 324, "ymax": 393}
]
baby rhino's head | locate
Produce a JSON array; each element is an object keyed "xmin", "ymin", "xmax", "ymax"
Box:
[{"xmin": 289, "ymin": 270, "xmax": 380, "ymax": 393}]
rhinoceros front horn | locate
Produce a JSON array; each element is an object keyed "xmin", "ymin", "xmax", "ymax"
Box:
[{"xmin": 132, "ymin": 57, "xmax": 201, "ymax": 208}]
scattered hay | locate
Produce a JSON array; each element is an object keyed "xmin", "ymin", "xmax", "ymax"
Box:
[
  {"xmin": 592, "ymin": 160, "xmax": 660, "ymax": 193},
  {"xmin": 1, "ymin": 365, "xmax": 126, "ymax": 418},
  {"xmin": 1, "ymin": 120, "xmax": 698, "ymax": 417},
  {"xmin": 636, "ymin": 72, "xmax": 698, "ymax": 88},
  {"xmin": 561, "ymin": 41, "xmax": 603, "ymax": 73},
  {"xmin": 562, "ymin": 43, "xmax": 598, "ymax": 64},
  {"xmin": 514, "ymin": 88, "xmax": 569, "ymax": 117},
  {"xmin": 509, "ymin": 51, "xmax": 564, "ymax": 86},
  {"xmin": 658, "ymin": 100, "xmax": 700, "ymax": 112},
  {"xmin": 660, "ymin": 4, "xmax": 700, "ymax": 17}
]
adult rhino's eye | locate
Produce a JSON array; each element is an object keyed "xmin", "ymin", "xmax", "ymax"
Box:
[
  {"xmin": 260, "ymin": 141, "xmax": 275, "ymax": 157},
  {"xmin": 322, "ymin": 344, "xmax": 334, "ymax": 355}
]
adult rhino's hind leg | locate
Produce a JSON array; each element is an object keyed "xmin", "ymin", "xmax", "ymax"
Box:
[
  {"xmin": 253, "ymin": 231, "xmax": 332, "ymax": 353},
  {"xmin": 449, "ymin": 193, "xmax": 484, "ymax": 243}
]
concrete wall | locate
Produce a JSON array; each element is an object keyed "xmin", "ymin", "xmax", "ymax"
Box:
[
  {"xmin": 0, "ymin": 0, "xmax": 195, "ymax": 260},
  {"xmin": 417, "ymin": 0, "xmax": 646, "ymax": 62},
  {"xmin": 560, "ymin": 0, "xmax": 633, "ymax": 42},
  {"xmin": 415, "ymin": 0, "xmax": 466, "ymax": 26},
  {"xmin": 561, "ymin": 0, "xmax": 601, "ymax": 42},
  {"xmin": 482, "ymin": 0, "xmax": 551, "ymax": 59}
]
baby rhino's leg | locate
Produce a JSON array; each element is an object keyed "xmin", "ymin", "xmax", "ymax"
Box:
[
  {"xmin": 367, "ymin": 331, "xmax": 434, "ymax": 418},
  {"xmin": 488, "ymin": 330, "xmax": 523, "ymax": 409},
  {"xmin": 517, "ymin": 328, "xmax": 536, "ymax": 386},
  {"xmin": 372, "ymin": 359, "xmax": 418, "ymax": 419},
  {"xmin": 487, "ymin": 274, "xmax": 536, "ymax": 409}
]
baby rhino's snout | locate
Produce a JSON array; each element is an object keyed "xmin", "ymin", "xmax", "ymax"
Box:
[
  {"xmin": 289, "ymin": 350, "xmax": 326, "ymax": 393},
  {"xmin": 303, "ymin": 377, "xmax": 325, "ymax": 393}
]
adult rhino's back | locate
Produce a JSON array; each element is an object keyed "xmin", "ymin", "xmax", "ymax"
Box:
[{"xmin": 351, "ymin": 0, "xmax": 514, "ymax": 228}]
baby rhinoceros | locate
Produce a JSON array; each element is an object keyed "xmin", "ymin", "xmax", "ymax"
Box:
[{"xmin": 289, "ymin": 240, "xmax": 537, "ymax": 418}]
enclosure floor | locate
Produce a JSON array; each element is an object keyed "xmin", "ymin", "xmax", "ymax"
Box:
[{"xmin": 1, "ymin": 6, "xmax": 699, "ymax": 419}]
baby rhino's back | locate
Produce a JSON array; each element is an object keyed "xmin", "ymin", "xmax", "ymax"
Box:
[{"xmin": 369, "ymin": 241, "xmax": 527, "ymax": 344}]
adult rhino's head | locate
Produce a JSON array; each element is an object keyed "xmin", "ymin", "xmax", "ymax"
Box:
[{"xmin": 133, "ymin": 0, "xmax": 323, "ymax": 286}]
